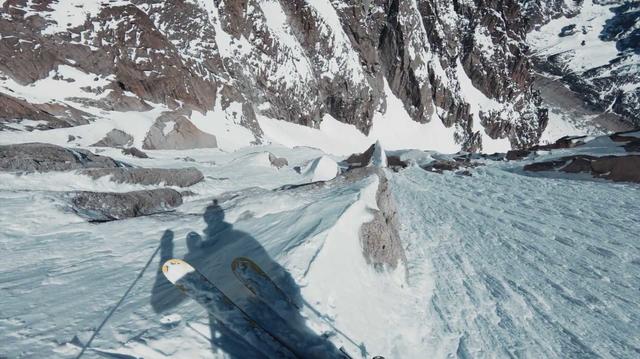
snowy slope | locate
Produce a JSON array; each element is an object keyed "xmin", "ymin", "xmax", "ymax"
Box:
[
  {"xmin": 392, "ymin": 164, "xmax": 640, "ymax": 358},
  {"xmin": 2, "ymin": 138, "xmax": 639, "ymax": 358}
]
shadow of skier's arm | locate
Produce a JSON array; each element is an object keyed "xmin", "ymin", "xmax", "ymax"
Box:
[{"xmin": 150, "ymin": 230, "xmax": 186, "ymax": 313}]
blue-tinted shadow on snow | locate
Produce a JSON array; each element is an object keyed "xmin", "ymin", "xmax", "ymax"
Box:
[{"xmin": 150, "ymin": 200, "xmax": 345, "ymax": 359}]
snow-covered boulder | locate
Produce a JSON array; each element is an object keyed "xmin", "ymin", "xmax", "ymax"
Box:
[
  {"xmin": 70, "ymin": 188, "xmax": 183, "ymax": 222},
  {"xmin": 302, "ymin": 156, "xmax": 339, "ymax": 182},
  {"xmin": 0, "ymin": 143, "xmax": 127, "ymax": 172},
  {"xmin": 79, "ymin": 167, "xmax": 204, "ymax": 187}
]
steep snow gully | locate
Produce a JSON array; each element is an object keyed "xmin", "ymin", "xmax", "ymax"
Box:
[{"xmin": 1, "ymin": 142, "xmax": 639, "ymax": 358}]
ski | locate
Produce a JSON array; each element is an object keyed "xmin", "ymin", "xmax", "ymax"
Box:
[
  {"xmin": 162, "ymin": 259, "xmax": 299, "ymax": 359},
  {"xmin": 231, "ymin": 257, "xmax": 362, "ymax": 359},
  {"xmin": 231, "ymin": 257, "xmax": 300, "ymax": 319}
]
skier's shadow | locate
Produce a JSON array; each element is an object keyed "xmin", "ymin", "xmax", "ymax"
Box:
[{"xmin": 150, "ymin": 200, "xmax": 339, "ymax": 358}]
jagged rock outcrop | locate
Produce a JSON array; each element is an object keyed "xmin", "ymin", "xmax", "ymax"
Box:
[
  {"xmin": 267, "ymin": 153, "xmax": 288, "ymax": 169},
  {"xmin": 70, "ymin": 188, "xmax": 183, "ymax": 221},
  {"xmin": 0, "ymin": 0, "xmax": 552, "ymax": 151},
  {"xmin": 0, "ymin": 142, "xmax": 127, "ymax": 172},
  {"xmin": 80, "ymin": 167, "xmax": 204, "ymax": 187},
  {"xmin": 142, "ymin": 113, "xmax": 217, "ymax": 150},
  {"xmin": 122, "ymin": 147, "xmax": 149, "ymax": 158},
  {"xmin": 0, "ymin": 93, "xmax": 92, "ymax": 130},
  {"xmin": 525, "ymin": 154, "xmax": 640, "ymax": 184},
  {"xmin": 92, "ymin": 129, "xmax": 134, "ymax": 148},
  {"xmin": 345, "ymin": 142, "xmax": 407, "ymax": 172},
  {"xmin": 360, "ymin": 171, "xmax": 407, "ymax": 271}
]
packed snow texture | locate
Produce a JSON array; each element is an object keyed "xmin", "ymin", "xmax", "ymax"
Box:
[{"xmin": 1, "ymin": 140, "xmax": 639, "ymax": 358}]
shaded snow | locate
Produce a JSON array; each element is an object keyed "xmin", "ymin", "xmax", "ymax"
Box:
[
  {"xmin": 1, "ymin": 140, "xmax": 639, "ymax": 358},
  {"xmin": 302, "ymin": 156, "xmax": 339, "ymax": 182}
]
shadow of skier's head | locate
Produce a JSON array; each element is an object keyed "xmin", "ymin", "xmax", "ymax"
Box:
[{"xmin": 202, "ymin": 199, "xmax": 231, "ymax": 238}]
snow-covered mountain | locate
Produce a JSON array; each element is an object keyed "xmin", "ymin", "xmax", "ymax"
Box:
[
  {"xmin": 528, "ymin": 0, "xmax": 640, "ymax": 136},
  {"xmin": 1, "ymin": 1, "xmax": 639, "ymax": 359},
  {"xmin": 0, "ymin": 0, "xmax": 557, "ymax": 153}
]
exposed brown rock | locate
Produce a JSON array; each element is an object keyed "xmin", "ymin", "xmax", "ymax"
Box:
[
  {"xmin": 560, "ymin": 155, "xmax": 597, "ymax": 173},
  {"xmin": 506, "ymin": 150, "xmax": 532, "ymax": 161},
  {"xmin": 532, "ymin": 135, "xmax": 588, "ymax": 151},
  {"xmin": 345, "ymin": 144, "xmax": 376, "ymax": 169},
  {"xmin": 122, "ymin": 147, "xmax": 149, "ymax": 158},
  {"xmin": 360, "ymin": 171, "xmax": 407, "ymax": 272},
  {"xmin": 92, "ymin": 129, "xmax": 134, "ymax": 148},
  {"xmin": 0, "ymin": 142, "xmax": 126, "ymax": 172},
  {"xmin": 268, "ymin": 153, "xmax": 288, "ymax": 169},
  {"xmin": 80, "ymin": 167, "xmax": 204, "ymax": 187},
  {"xmin": 421, "ymin": 159, "xmax": 483, "ymax": 175},
  {"xmin": 143, "ymin": 113, "xmax": 217, "ymax": 150},
  {"xmin": 0, "ymin": 92, "xmax": 92, "ymax": 130},
  {"xmin": 345, "ymin": 143, "xmax": 407, "ymax": 171},
  {"xmin": 523, "ymin": 160, "xmax": 567, "ymax": 172},
  {"xmin": 524, "ymin": 154, "xmax": 640, "ymax": 183},
  {"xmin": 591, "ymin": 156, "xmax": 640, "ymax": 183},
  {"xmin": 70, "ymin": 188, "xmax": 183, "ymax": 222},
  {"xmin": 610, "ymin": 130, "xmax": 640, "ymax": 153}
]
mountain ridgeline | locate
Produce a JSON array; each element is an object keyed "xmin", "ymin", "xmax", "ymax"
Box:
[{"xmin": 0, "ymin": 0, "xmax": 636, "ymax": 151}]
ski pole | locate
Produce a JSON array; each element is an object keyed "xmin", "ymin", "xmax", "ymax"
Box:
[{"xmin": 75, "ymin": 243, "xmax": 162, "ymax": 359}]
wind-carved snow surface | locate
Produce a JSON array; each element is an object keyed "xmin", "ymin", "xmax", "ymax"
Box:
[
  {"xmin": 391, "ymin": 164, "xmax": 640, "ymax": 358},
  {"xmin": 1, "ymin": 142, "xmax": 639, "ymax": 358}
]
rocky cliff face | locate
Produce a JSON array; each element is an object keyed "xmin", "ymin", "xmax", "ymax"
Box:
[{"xmin": 0, "ymin": 0, "xmax": 552, "ymax": 152}]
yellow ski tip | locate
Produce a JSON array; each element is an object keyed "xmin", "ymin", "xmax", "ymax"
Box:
[{"xmin": 162, "ymin": 259, "xmax": 195, "ymax": 284}]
